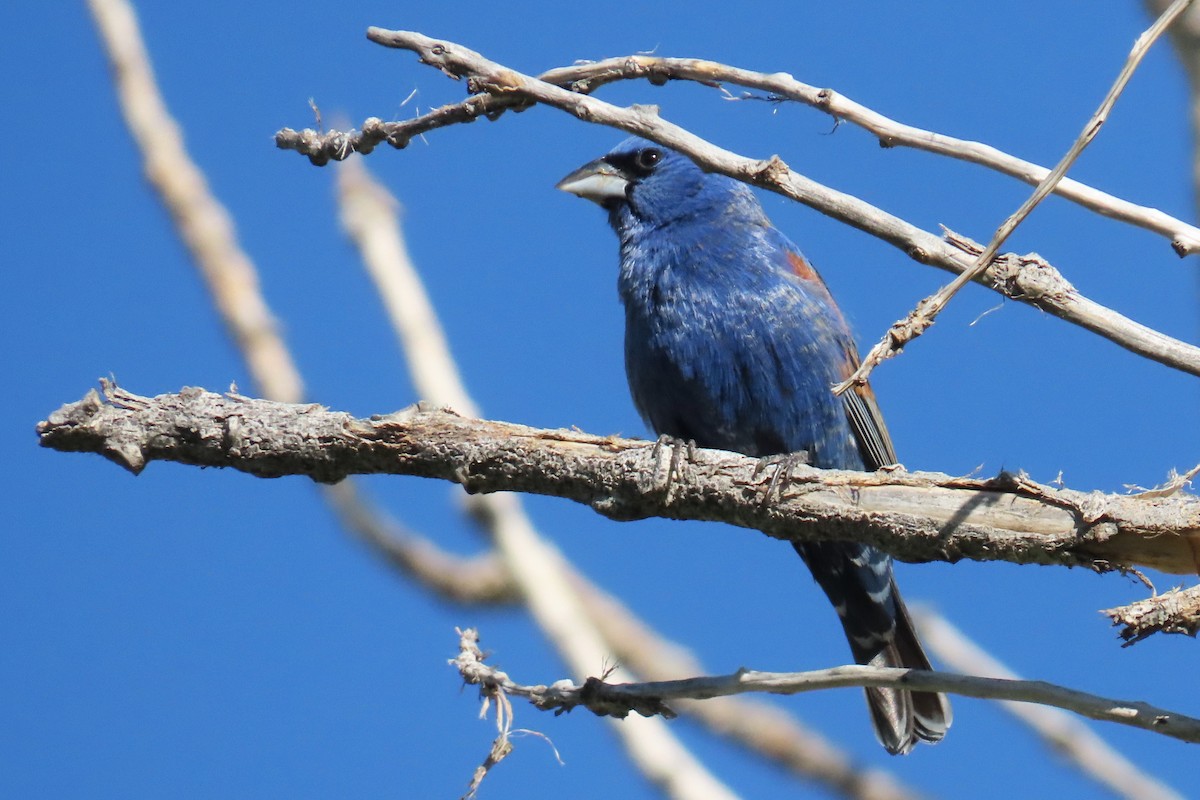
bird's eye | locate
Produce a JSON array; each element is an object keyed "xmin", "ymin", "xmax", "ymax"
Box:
[{"xmin": 634, "ymin": 148, "xmax": 663, "ymax": 173}]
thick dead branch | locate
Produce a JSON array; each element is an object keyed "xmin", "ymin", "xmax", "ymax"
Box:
[
  {"xmin": 1104, "ymin": 585, "xmax": 1200, "ymax": 644},
  {"xmin": 38, "ymin": 383, "xmax": 1200, "ymax": 576},
  {"xmin": 276, "ymin": 30, "xmax": 1200, "ymax": 384},
  {"xmin": 451, "ymin": 628, "xmax": 1200, "ymax": 745}
]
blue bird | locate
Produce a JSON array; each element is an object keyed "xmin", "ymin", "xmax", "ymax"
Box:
[{"xmin": 558, "ymin": 138, "xmax": 951, "ymax": 754}]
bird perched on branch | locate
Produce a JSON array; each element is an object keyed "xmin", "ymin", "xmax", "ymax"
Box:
[{"xmin": 558, "ymin": 137, "xmax": 950, "ymax": 754}]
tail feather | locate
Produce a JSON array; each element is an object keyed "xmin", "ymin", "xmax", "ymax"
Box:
[
  {"xmin": 861, "ymin": 596, "xmax": 951, "ymax": 755},
  {"xmin": 795, "ymin": 540, "xmax": 950, "ymax": 754}
]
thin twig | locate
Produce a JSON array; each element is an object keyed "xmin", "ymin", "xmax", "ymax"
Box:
[
  {"xmin": 837, "ymin": 0, "xmax": 1197, "ymax": 391},
  {"xmin": 276, "ymin": 53, "xmax": 1200, "ymax": 258},
  {"xmin": 913, "ymin": 608, "xmax": 1185, "ymax": 800},
  {"xmin": 451, "ymin": 628, "xmax": 1200, "ymax": 745},
  {"xmin": 323, "ymin": 29, "xmax": 1200, "ymax": 383}
]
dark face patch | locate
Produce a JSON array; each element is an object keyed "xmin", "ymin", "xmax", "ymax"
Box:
[{"xmin": 603, "ymin": 147, "xmax": 664, "ymax": 181}]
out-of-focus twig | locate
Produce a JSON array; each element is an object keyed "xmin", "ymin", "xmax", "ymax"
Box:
[
  {"xmin": 913, "ymin": 608, "xmax": 1185, "ymax": 800},
  {"xmin": 88, "ymin": 0, "xmax": 303, "ymax": 405},
  {"xmin": 325, "ymin": 480, "xmax": 518, "ymax": 604},
  {"xmin": 1146, "ymin": 0, "xmax": 1200, "ymax": 218}
]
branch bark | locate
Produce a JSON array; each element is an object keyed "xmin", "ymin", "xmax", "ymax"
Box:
[
  {"xmin": 37, "ymin": 382, "xmax": 1200, "ymax": 578},
  {"xmin": 1104, "ymin": 584, "xmax": 1200, "ymax": 644}
]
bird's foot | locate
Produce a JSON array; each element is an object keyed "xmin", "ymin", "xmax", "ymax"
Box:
[
  {"xmin": 650, "ymin": 435, "xmax": 697, "ymax": 503},
  {"xmin": 754, "ymin": 450, "xmax": 810, "ymax": 508}
]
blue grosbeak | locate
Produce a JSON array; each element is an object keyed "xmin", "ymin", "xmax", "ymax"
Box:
[{"xmin": 558, "ymin": 138, "xmax": 950, "ymax": 754}]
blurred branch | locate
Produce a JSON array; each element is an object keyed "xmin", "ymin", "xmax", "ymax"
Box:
[
  {"xmin": 275, "ymin": 30, "xmax": 1200, "ymax": 386},
  {"xmin": 325, "ymin": 481, "xmax": 518, "ymax": 604},
  {"xmin": 338, "ymin": 158, "xmax": 922, "ymax": 800},
  {"xmin": 1104, "ymin": 584, "xmax": 1200, "ymax": 644},
  {"xmin": 274, "ymin": 45, "xmax": 1200, "ymax": 258},
  {"xmin": 1146, "ymin": 0, "xmax": 1200, "ymax": 217},
  {"xmin": 839, "ymin": 0, "xmax": 1195, "ymax": 391},
  {"xmin": 87, "ymin": 4, "xmax": 737, "ymax": 798},
  {"xmin": 88, "ymin": 0, "xmax": 303, "ymax": 404},
  {"xmin": 452, "ymin": 627, "xmax": 1200, "ymax": 745},
  {"xmin": 913, "ymin": 608, "xmax": 1185, "ymax": 800},
  {"xmin": 38, "ymin": 382, "xmax": 1200, "ymax": 579}
]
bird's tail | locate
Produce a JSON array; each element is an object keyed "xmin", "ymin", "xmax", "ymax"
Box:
[
  {"xmin": 856, "ymin": 594, "xmax": 951, "ymax": 755},
  {"xmin": 794, "ymin": 541, "xmax": 950, "ymax": 754}
]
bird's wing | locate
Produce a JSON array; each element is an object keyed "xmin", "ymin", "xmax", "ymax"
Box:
[
  {"xmin": 773, "ymin": 235, "xmax": 899, "ymax": 471},
  {"xmin": 841, "ymin": 361, "xmax": 898, "ymax": 470}
]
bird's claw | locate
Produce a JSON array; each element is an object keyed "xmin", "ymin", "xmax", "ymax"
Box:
[
  {"xmin": 650, "ymin": 435, "xmax": 696, "ymax": 502},
  {"xmin": 756, "ymin": 450, "xmax": 809, "ymax": 508}
]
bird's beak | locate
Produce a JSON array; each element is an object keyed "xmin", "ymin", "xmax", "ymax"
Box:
[{"xmin": 556, "ymin": 159, "xmax": 630, "ymax": 206}]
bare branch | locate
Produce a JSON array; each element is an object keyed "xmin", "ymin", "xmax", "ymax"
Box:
[
  {"xmin": 1104, "ymin": 584, "xmax": 1200, "ymax": 644},
  {"xmin": 275, "ymin": 49, "xmax": 1200, "ymax": 258},
  {"xmin": 451, "ymin": 628, "xmax": 1200, "ymax": 745},
  {"xmin": 914, "ymin": 609, "xmax": 1185, "ymax": 800},
  {"xmin": 37, "ymin": 382, "xmax": 1200, "ymax": 577},
  {"xmin": 839, "ymin": 0, "xmax": 1196, "ymax": 391},
  {"xmin": 279, "ymin": 30, "xmax": 1200, "ymax": 383}
]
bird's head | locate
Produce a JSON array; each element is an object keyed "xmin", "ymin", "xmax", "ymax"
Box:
[{"xmin": 557, "ymin": 137, "xmax": 755, "ymax": 229}]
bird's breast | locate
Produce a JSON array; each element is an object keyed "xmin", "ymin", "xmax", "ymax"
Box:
[{"xmin": 617, "ymin": 244, "xmax": 859, "ymax": 466}]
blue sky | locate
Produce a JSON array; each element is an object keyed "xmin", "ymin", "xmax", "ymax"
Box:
[{"xmin": 5, "ymin": 2, "xmax": 1199, "ymax": 798}]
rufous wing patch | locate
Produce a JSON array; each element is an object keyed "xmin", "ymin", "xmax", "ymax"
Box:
[{"xmin": 786, "ymin": 250, "xmax": 820, "ymax": 282}]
